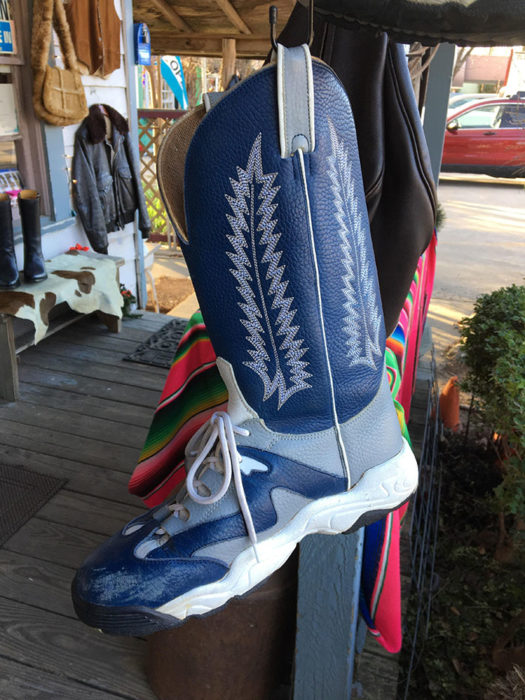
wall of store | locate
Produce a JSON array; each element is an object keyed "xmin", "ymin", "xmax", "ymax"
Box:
[{"xmin": 12, "ymin": 0, "xmax": 139, "ymax": 292}]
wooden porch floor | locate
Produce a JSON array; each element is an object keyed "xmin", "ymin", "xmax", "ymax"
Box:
[
  {"xmin": 0, "ymin": 311, "xmax": 171, "ymax": 699},
  {"xmin": 0, "ymin": 309, "xmax": 432, "ymax": 698}
]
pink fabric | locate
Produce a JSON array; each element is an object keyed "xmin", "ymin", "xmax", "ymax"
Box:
[{"xmin": 367, "ymin": 509, "xmax": 403, "ymax": 653}]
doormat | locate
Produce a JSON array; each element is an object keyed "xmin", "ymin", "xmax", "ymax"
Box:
[
  {"xmin": 123, "ymin": 317, "xmax": 188, "ymax": 369},
  {"xmin": 0, "ymin": 464, "xmax": 66, "ymax": 547}
]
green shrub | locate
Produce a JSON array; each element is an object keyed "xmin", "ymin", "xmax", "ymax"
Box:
[{"xmin": 458, "ymin": 284, "xmax": 525, "ymax": 516}]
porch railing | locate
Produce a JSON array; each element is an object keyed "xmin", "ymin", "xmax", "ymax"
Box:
[{"xmin": 138, "ymin": 109, "xmax": 186, "ymax": 249}]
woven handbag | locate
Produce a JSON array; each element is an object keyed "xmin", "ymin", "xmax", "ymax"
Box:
[{"xmin": 31, "ymin": 0, "xmax": 88, "ymax": 126}]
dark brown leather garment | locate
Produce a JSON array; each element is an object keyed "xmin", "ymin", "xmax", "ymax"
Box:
[
  {"xmin": 278, "ymin": 4, "xmax": 436, "ymax": 335},
  {"xmin": 65, "ymin": 0, "xmax": 121, "ymax": 78},
  {"xmin": 314, "ymin": 0, "xmax": 525, "ymax": 47}
]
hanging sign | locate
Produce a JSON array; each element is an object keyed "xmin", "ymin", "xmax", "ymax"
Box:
[
  {"xmin": 160, "ymin": 56, "xmax": 188, "ymax": 110},
  {"xmin": 134, "ymin": 23, "xmax": 151, "ymax": 66},
  {"xmin": 0, "ymin": 0, "xmax": 14, "ymax": 54}
]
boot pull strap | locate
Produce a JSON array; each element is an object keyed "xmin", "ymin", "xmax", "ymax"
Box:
[{"xmin": 276, "ymin": 43, "xmax": 315, "ymax": 158}]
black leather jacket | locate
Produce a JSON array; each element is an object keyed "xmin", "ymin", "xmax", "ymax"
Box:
[{"xmin": 72, "ymin": 105, "xmax": 151, "ymax": 254}]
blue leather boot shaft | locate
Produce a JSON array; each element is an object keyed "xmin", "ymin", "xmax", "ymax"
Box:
[{"xmin": 183, "ymin": 60, "xmax": 386, "ymax": 434}]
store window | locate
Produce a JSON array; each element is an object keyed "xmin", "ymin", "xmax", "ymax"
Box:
[{"xmin": 0, "ymin": 1, "xmax": 54, "ymax": 224}]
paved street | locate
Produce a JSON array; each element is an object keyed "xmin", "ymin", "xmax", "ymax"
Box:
[{"xmin": 428, "ymin": 173, "xmax": 525, "ymax": 383}]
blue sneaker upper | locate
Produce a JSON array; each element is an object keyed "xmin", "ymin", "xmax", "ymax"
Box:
[
  {"xmin": 73, "ymin": 449, "xmax": 345, "ymax": 609},
  {"xmin": 182, "ymin": 60, "xmax": 386, "ymax": 434}
]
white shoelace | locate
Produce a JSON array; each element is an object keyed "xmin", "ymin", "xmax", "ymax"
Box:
[{"xmin": 155, "ymin": 412, "xmax": 258, "ymax": 547}]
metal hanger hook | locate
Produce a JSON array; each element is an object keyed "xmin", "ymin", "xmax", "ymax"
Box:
[{"xmin": 270, "ymin": 0, "xmax": 314, "ymax": 52}]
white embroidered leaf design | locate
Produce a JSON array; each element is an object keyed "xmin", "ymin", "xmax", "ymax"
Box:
[
  {"xmin": 225, "ymin": 133, "xmax": 311, "ymax": 409},
  {"xmin": 327, "ymin": 119, "xmax": 382, "ymax": 370}
]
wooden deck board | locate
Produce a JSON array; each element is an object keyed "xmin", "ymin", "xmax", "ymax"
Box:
[
  {"xmin": 0, "ymin": 308, "xmax": 433, "ymax": 698},
  {"xmin": 59, "ymin": 327, "xmax": 149, "ymax": 353},
  {"xmin": 0, "ymin": 419, "xmax": 143, "ymax": 472},
  {"xmin": 0, "ymin": 549, "xmax": 78, "ymax": 618},
  {"xmin": 34, "ymin": 336, "xmax": 169, "ymax": 377},
  {"xmin": 0, "ymin": 442, "xmax": 139, "ymax": 506},
  {"xmin": 5, "ymin": 517, "xmax": 108, "ymax": 570},
  {"xmin": 2, "ymin": 402, "xmax": 149, "ymax": 449},
  {"xmin": 17, "ymin": 383, "xmax": 153, "ymax": 428},
  {"xmin": 37, "ymin": 490, "xmax": 144, "ymax": 537},
  {"xmin": 0, "ymin": 312, "xmax": 166, "ymax": 698},
  {"xmin": 0, "ymin": 598, "xmax": 153, "ymax": 699},
  {"xmin": 15, "ymin": 365, "xmax": 161, "ymax": 407},
  {"xmin": 0, "ymin": 657, "xmax": 127, "ymax": 700},
  {"xmin": 19, "ymin": 350, "xmax": 167, "ymax": 393}
]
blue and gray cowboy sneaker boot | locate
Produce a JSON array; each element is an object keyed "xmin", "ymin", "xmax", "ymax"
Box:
[{"xmin": 72, "ymin": 43, "xmax": 418, "ymax": 636}]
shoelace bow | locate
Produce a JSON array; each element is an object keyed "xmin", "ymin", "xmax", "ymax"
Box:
[{"xmin": 155, "ymin": 412, "xmax": 258, "ymax": 545}]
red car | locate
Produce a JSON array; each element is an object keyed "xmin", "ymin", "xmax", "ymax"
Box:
[{"xmin": 441, "ymin": 98, "xmax": 525, "ymax": 178}]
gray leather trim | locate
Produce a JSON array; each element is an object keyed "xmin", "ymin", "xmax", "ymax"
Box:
[
  {"xmin": 340, "ymin": 367, "xmax": 403, "ymax": 485},
  {"xmin": 194, "ymin": 488, "xmax": 311, "ymax": 565},
  {"xmin": 203, "ymin": 92, "xmax": 225, "ymax": 112},
  {"xmin": 144, "ymin": 471, "xmax": 242, "ymax": 545},
  {"xmin": 277, "ymin": 43, "xmax": 315, "ymax": 158},
  {"xmin": 219, "ymin": 356, "xmax": 401, "ymax": 483},
  {"xmin": 216, "ymin": 357, "xmax": 258, "ymax": 424},
  {"xmin": 219, "ymin": 357, "xmax": 343, "ymax": 477},
  {"xmin": 236, "ymin": 419, "xmax": 344, "ymax": 477}
]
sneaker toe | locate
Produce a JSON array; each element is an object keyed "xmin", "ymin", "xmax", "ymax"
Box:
[{"xmin": 72, "ymin": 520, "xmax": 229, "ymax": 612}]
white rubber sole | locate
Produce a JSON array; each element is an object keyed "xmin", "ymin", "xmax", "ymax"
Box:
[{"xmin": 157, "ymin": 437, "xmax": 418, "ymax": 620}]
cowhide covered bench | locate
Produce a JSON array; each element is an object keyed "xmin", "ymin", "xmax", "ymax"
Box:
[{"xmin": 0, "ymin": 250, "xmax": 124, "ymax": 401}]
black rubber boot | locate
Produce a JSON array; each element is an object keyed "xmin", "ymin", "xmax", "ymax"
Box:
[
  {"xmin": 19, "ymin": 190, "xmax": 47, "ymax": 283},
  {"xmin": 0, "ymin": 192, "xmax": 20, "ymax": 290}
]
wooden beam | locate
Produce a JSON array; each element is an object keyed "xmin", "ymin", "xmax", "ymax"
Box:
[
  {"xmin": 150, "ymin": 0, "xmax": 193, "ymax": 33},
  {"xmin": 221, "ymin": 38, "xmax": 237, "ymax": 89},
  {"xmin": 150, "ymin": 32, "xmax": 269, "ymax": 59},
  {"xmin": 151, "ymin": 32, "xmax": 267, "ymax": 41},
  {"xmin": 214, "ymin": 0, "xmax": 252, "ymax": 35}
]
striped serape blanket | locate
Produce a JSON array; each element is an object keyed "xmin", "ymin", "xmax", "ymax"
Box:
[{"xmin": 129, "ymin": 312, "xmax": 227, "ymax": 505}]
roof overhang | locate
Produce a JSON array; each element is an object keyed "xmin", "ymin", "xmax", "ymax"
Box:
[{"xmin": 133, "ymin": 0, "xmax": 295, "ymax": 58}]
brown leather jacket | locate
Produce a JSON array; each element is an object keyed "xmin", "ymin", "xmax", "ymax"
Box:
[{"xmin": 65, "ymin": 0, "xmax": 121, "ymax": 77}]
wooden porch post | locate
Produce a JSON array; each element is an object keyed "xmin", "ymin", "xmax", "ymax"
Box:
[
  {"xmin": 294, "ymin": 530, "xmax": 365, "ymax": 698},
  {"xmin": 221, "ymin": 38, "xmax": 237, "ymax": 90},
  {"xmin": 422, "ymin": 43, "xmax": 456, "ymax": 183}
]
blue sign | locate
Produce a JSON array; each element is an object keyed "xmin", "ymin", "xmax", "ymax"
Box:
[
  {"xmin": 161, "ymin": 56, "xmax": 189, "ymax": 110},
  {"xmin": 0, "ymin": 20, "xmax": 14, "ymax": 54},
  {"xmin": 134, "ymin": 23, "xmax": 151, "ymax": 66}
]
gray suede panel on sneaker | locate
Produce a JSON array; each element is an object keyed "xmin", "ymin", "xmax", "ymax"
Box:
[
  {"xmin": 227, "ymin": 358, "xmax": 402, "ymax": 486},
  {"xmin": 218, "ymin": 357, "xmax": 345, "ymax": 478},
  {"xmin": 235, "ymin": 420, "xmax": 344, "ymax": 477},
  {"xmin": 140, "ymin": 470, "xmax": 242, "ymax": 546},
  {"xmin": 193, "ymin": 488, "xmax": 311, "ymax": 565},
  {"xmin": 339, "ymin": 366, "xmax": 403, "ymax": 485}
]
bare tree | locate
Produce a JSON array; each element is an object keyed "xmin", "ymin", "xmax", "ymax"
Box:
[
  {"xmin": 407, "ymin": 42, "xmax": 439, "ymax": 104},
  {"xmin": 453, "ymin": 46, "xmax": 474, "ymax": 78}
]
